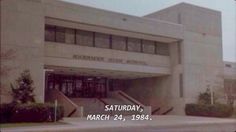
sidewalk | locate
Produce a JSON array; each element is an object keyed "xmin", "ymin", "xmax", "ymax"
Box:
[{"xmin": 1, "ymin": 115, "xmax": 236, "ymax": 132}]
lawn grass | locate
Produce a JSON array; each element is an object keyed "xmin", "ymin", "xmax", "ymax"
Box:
[{"xmin": 0, "ymin": 122, "xmax": 67, "ymax": 128}]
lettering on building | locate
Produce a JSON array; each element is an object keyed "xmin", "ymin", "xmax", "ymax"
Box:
[
  {"xmin": 73, "ymin": 55, "xmax": 104, "ymax": 62},
  {"xmin": 73, "ymin": 55, "xmax": 147, "ymax": 66}
]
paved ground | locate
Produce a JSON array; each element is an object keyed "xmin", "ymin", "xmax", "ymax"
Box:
[{"xmin": 1, "ymin": 115, "xmax": 236, "ymax": 132}]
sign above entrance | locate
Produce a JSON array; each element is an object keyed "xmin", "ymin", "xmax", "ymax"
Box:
[{"xmin": 73, "ymin": 55, "xmax": 147, "ymax": 66}]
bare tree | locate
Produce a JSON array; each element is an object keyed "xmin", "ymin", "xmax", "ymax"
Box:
[
  {"xmin": 0, "ymin": 49, "xmax": 16, "ymax": 96},
  {"xmin": 0, "ymin": 49, "xmax": 15, "ymax": 76}
]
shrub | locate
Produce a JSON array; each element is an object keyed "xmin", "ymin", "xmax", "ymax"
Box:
[
  {"xmin": 185, "ymin": 103, "xmax": 233, "ymax": 118},
  {"xmin": 10, "ymin": 103, "xmax": 50, "ymax": 122},
  {"xmin": 0, "ymin": 103, "xmax": 64, "ymax": 123},
  {"xmin": 0, "ymin": 103, "xmax": 15, "ymax": 123},
  {"xmin": 11, "ymin": 70, "xmax": 36, "ymax": 104},
  {"xmin": 198, "ymin": 88, "xmax": 217, "ymax": 105}
]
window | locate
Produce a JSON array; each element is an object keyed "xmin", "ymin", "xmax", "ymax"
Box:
[
  {"xmin": 142, "ymin": 40, "xmax": 155, "ymax": 54},
  {"xmin": 76, "ymin": 30, "xmax": 93, "ymax": 47},
  {"xmin": 127, "ymin": 37, "xmax": 141, "ymax": 52},
  {"xmin": 112, "ymin": 35, "xmax": 126, "ymax": 51},
  {"xmin": 45, "ymin": 24, "xmax": 170, "ymax": 55},
  {"xmin": 55, "ymin": 26, "xmax": 65, "ymax": 43},
  {"xmin": 178, "ymin": 42, "xmax": 181, "ymax": 64},
  {"xmin": 156, "ymin": 42, "xmax": 169, "ymax": 55},
  {"xmin": 225, "ymin": 64, "xmax": 232, "ymax": 68},
  {"xmin": 45, "ymin": 25, "xmax": 55, "ymax": 41},
  {"xmin": 95, "ymin": 33, "xmax": 110, "ymax": 48},
  {"xmin": 65, "ymin": 28, "xmax": 75, "ymax": 44},
  {"xmin": 179, "ymin": 74, "xmax": 183, "ymax": 98}
]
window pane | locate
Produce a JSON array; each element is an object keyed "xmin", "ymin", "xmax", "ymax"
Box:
[
  {"xmin": 45, "ymin": 25, "xmax": 55, "ymax": 41},
  {"xmin": 156, "ymin": 42, "xmax": 169, "ymax": 55},
  {"xmin": 112, "ymin": 35, "xmax": 126, "ymax": 51},
  {"xmin": 76, "ymin": 30, "xmax": 93, "ymax": 47},
  {"xmin": 95, "ymin": 33, "xmax": 110, "ymax": 48},
  {"xmin": 142, "ymin": 40, "xmax": 155, "ymax": 54},
  {"xmin": 65, "ymin": 28, "xmax": 75, "ymax": 44},
  {"xmin": 127, "ymin": 38, "xmax": 141, "ymax": 52},
  {"xmin": 179, "ymin": 74, "xmax": 184, "ymax": 97},
  {"xmin": 56, "ymin": 27, "xmax": 65, "ymax": 43}
]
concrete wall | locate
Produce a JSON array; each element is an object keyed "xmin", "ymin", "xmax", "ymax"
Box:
[
  {"xmin": 0, "ymin": 0, "xmax": 45, "ymax": 103},
  {"xmin": 42, "ymin": 1, "xmax": 183, "ymax": 113},
  {"xmin": 0, "ymin": 0, "xmax": 224, "ymax": 116},
  {"xmin": 123, "ymin": 42, "xmax": 184, "ymax": 114},
  {"xmin": 45, "ymin": 42, "xmax": 171, "ymax": 75},
  {"xmin": 145, "ymin": 3, "xmax": 224, "ymax": 109},
  {"xmin": 0, "ymin": 0, "xmax": 180, "ymax": 103},
  {"xmin": 224, "ymin": 62, "xmax": 236, "ymax": 80},
  {"xmin": 124, "ymin": 77, "xmax": 170, "ymax": 107},
  {"xmin": 223, "ymin": 62, "xmax": 236, "ymax": 106}
]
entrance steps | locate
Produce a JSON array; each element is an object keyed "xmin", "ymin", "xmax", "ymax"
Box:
[
  {"xmin": 103, "ymin": 98, "xmax": 126, "ymax": 105},
  {"xmin": 70, "ymin": 97, "xmax": 141, "ymax": 116},
  {"xmin": 70, "ymin": 98, "xmax": 109, "ymax": 116},
  {"xmin": 46, "ymin": 89, "xmax": 151, "ymax": 117},
  {"xmin": 102, "ymin": 98, "xmax": 141, "ymax": 116},
  {"xmin": 45, "ymin": 89, "xmax": 83, "ymax": 117}
]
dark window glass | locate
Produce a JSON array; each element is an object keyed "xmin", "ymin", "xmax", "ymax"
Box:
[
  {"xmin": 156, "ymin": 42, "xmax": 169, "ymax": 55},
  {"xmin": 65, "ymin": 28, "xmax": 75, "ymax": 44},
  {"xmin": 45, "ymin": 25, "xmax": 171, "ymax": 56},
  {"xmin": 127, "ymin": 37, "xmax": 141, "ymax": 52},
  {"xmin": 45, "ymin": 25, "xmax": 55, "ymax": 41},
  {"xmin": 112, "ymin": 35, "xmax": 126, "ymax": 51},
  {"xmin": 76, "ymin": 30, "xmax": 93, "ymax": 46},
  {"xmin": 178, "ymin": 42, "xmax": 181, "ymax": 64},
  {"xmin": 179, "ymin": 74, "xmax": 183, "ymax": 98},
  {"xmin": 56, "ymin": 26, "xmax": 65, "ymax": 43},
  {"xmin": 95, "ymin": 33, "xmax": 110, "ymax": 48},
  {"xmin": 142, "ymin": 40, "xmax": 155, "ymax": 54},
  {"xmin": 225, "ymin": 64, "xmax": 232, "ymax": 68}
]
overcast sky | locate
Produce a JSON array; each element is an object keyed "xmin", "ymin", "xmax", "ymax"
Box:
[{"xmin": 62, "ymin": 0, "xmax": 236, "ymax": 62}]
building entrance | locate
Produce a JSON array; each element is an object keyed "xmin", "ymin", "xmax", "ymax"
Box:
[{"xmin": 46, "ymin": 73, "xmax": 107, "ymax": 98}]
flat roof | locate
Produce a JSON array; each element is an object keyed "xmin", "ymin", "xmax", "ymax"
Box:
[{"xmin": 42, "ymin": 0, "xmax": 184, "ymax": 42}]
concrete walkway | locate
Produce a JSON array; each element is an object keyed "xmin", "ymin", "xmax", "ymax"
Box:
[{"xmin": 1, "ymin": 115, "xmax": 236, "ymax": 132}]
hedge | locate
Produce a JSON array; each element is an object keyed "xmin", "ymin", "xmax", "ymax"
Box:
[
  {"xmin": 0, "ymin": 103, "xmax": 15, "ymax": 123},
  {"xmin": 0, "ymin": 103, "xmax": 64, "ymax": 123},
  {"xmin": 185, "ymin": 103, "xmax": 233, "ymax": 118}
]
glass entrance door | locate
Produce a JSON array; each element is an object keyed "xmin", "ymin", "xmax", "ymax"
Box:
[
  {"xmin": 45, "ymin": 73, "xmax": 107, "ymax": 98},
  {"xmin": 83, "ymin": 77, "xmax": 94, "ymax": 98}
]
